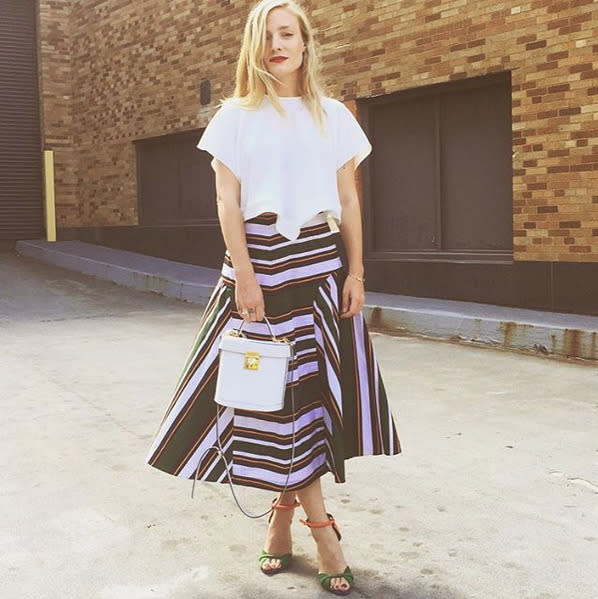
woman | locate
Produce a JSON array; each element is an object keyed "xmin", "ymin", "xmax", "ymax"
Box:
[{"xmin": 146, "ymin": 0, "xmax": 401, "ymax": 595}]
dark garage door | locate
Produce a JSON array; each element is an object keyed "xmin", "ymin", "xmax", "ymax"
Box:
[
  {"xmin": 135, "ymin": 130, "xmax": 218, "ymax": 225},
  {"xmin": 366, "ymin": 71, "xmax": 512, "ymax": 261},
  {"xmin": 0, "ymin": 0, "xmax": 43, "ymax": 240}
]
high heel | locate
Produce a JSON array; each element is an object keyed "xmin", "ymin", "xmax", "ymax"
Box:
[
  {"xmin": 258, "ymin": 497, "xmax": 301, "ymax": 575},
  {"xmin": 300, "ymin": 513, "xmax": 354, "ymax": 596}
]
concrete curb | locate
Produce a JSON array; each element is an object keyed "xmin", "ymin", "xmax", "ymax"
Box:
[
  {"xmin": 15, "ymin": 239, "xmax": 598, "ymax": 361},
  {"xmin": 16, "ymin": 239, "xmax": 216, "ymax": 304},
  {"xmin": 362, "ymin": 300, "xmax": 597, "ymax": 361}
]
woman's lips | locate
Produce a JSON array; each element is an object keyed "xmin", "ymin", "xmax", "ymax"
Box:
[{"xmin": 270, "ymin": 57, "xmax": 288, "ymax": 63}]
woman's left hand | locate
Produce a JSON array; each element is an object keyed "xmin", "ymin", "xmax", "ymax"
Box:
[{"xmin": 341, "ymin": 275, "xmax": 365, "ymax": 319}]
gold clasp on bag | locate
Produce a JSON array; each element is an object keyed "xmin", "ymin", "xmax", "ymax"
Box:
[{"xmin": 244, "ymin": 351, "xmax": 260, "ymax": 370}]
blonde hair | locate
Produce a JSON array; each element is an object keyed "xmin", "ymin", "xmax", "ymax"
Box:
[{"xmin": 222, "ymin": 0, "xmax": 328, "ymax": 136}]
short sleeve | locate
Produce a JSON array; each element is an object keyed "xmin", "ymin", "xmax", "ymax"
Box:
[
  {"xmin": 334, "ymin": 101, "xmax": 372, "ymax": 170},
  {"xmin": 196, "ymin": 101, "xmax": 241, "ymax": 181}
]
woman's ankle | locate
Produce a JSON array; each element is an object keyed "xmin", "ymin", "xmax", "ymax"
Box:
[
  {"xmin": 268, "ymin": 514, "xmax": 294, "ymax": 529},
  {"xmin": 276, "ymin": 493, "xmax": 298, "ymax": 507},
  {"xmin": 309, "ymin": 524, "xmax": 340, "ymax": 544}
]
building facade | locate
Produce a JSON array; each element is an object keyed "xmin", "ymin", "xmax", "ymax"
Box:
[{"xmin": 2, "ymin": 0, "xmax": 597, "ymax": 313}]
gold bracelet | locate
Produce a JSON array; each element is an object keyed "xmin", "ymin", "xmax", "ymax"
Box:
[{"xmin": 347, "ymin": 273, "xmax": 365, "ymax": 284}]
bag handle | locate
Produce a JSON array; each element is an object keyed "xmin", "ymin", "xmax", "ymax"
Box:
[{"xmin": 235, "ymin": 315, "xmax": 280, "ymax": 341}]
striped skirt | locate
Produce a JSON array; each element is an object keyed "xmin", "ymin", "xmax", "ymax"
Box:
[{"xmin": 146, "ymin": 214, "xmax": 401, "ymax": 491}]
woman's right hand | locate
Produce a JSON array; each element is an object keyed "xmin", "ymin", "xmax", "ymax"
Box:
[{"xmin": 235, "ymin": 272, "xmax": 265, "ymax": 323}]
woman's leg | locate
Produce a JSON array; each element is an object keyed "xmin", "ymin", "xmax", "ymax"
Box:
[
  {"xmin": 261, "ymin": 490, "xmax": 299, "ymax": 571},
  {"xmin": 296, "ymin": 478, "xmax": 351, "ymax": 592}
]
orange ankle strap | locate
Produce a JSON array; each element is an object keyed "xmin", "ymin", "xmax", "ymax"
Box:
[
  {"xmin": 299, "ymin": 513, "xmax": 342, "ymax": 541},
  {"xmin": 299, "ymin": 517, "xmax": 335, "ymax": 529},
  {"xmin": 272, "ymin": 498, "xmax": 301, "ymax": 511}
]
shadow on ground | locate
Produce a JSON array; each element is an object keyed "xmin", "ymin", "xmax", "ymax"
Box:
[{"xmin": 196, "ymin": 554, "xmax": 470, "ymax": 599}]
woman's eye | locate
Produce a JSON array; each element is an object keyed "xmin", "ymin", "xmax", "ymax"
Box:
[{"xmin": 265, "ymin": 32, "xmax": 293, "ymax": 41}]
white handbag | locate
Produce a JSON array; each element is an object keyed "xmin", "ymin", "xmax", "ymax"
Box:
[
  {"xmin": 192, "ymin": 316, "xmax": 297, "ymax": 518},
  {"xmin": 214, "ymin": 317, "xmax": 292, "ymax": 412}
]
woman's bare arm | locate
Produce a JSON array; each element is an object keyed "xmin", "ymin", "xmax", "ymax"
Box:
[
  {"xmin": 336, "ymin": 158, "xmax": 365, "ymax": 319},
  {"xmin": 212, "ymin": 159, "xmax": 264, "ymax": 322}
]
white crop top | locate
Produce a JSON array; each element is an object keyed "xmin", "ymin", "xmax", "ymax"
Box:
[{"xmin": 196, "ymin": 95, "xmax": 372, "ymax": 241}]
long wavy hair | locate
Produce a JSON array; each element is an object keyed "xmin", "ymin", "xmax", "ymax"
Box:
[{"xmin": 222, "ymin": 0, "xmax": 328, "ymax": 136}]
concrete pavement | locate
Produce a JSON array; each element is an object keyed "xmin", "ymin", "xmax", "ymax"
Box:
[
  {"xmin": 15, "ymin": 239, "xmax": 598, "ymax": 361},
  {"xmin": 1, "ymin": 250, "xmax": 597, "ymax": 599}
]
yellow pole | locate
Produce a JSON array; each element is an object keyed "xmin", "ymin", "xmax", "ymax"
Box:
[{"xmin": 43, "ymin": 149, "xmax": 56, "ymax": 242}]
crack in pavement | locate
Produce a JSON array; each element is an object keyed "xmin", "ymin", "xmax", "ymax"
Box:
[{"xmin": 549, "ymin": 470, "xmax": 598, "ymax": 494}]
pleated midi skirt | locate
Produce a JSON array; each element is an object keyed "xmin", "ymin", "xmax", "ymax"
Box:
[{"xmin": 146, "ymin": 214, "xmax": 401, "ymax": 491}]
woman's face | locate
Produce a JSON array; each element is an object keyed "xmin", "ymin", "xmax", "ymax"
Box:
[{"xmin": 263, "ymin": 7, "xmax": 305, "ymax": 91}]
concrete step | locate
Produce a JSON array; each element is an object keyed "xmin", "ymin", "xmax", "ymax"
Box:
[{"xmin": 15, "ymin": 239, "xmax": 598, "ymax": 361}]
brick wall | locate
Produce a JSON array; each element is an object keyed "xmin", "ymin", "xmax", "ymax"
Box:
[
  {"xmin": 38, "ymin": 0, "xmax": 77, "ymax": 227},
  {"xmin": 39, "ymin": 0, "xmax": 597, "ymax": 261}
]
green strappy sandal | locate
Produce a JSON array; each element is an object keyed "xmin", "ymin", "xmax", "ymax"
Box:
[
  {"xmin": 259, "ymin": 497, "xmax": 301, "ymax": 576},
  {"xmin": 300, "ymin": 513, "xmax": 354, "ymax": 596},
  {"xmin": 319, "ymin": 566, "xmax": 354, "ymax": 596}
]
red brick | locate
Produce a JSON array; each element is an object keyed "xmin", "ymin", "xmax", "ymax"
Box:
[
  {"xmin": 558, "ymin": 107, "xmax": 581, "ymax": 116},
  {"xmin": 517, "ymin": 34, "xmax": 536, "ymax": 44},
  {"xmin": 569, "ymin": 63, "xmax": 594, "ymax": 74},
  {"xmin": 467, "ymin": 53, "xmax": 486, "ymax": 63},
  {"xmin": 538, "ymin": 109, "xmax": 558, "ymax": 119},
  {"xmin": 547, "ymin": 83, "xmax": 570, "ymax": 94},
  {"xmin": 527, "ymin": 87, "xmax": 546, "ymax": 97},
  {"xmin": 537, "ymin": 61, "xmax": 558, "ymax": 71},
  {"xmin": 547, "ymin": 51, "xmax": 568, "ymax": 61},
  {"xmin": 467, "ymin": 39, "xmax": 486, "ymax": 48},
  {"xmin": 559, "ymin": 25, "xmax": 582, "ymax": 35},
  {"xmin": 547, "ymin": 149, "xmax": 569, "ymax": 157},
  {"xmin": 526, "ymin": 40, "xmax": 547, "ymax": 50},
  {"xmin": 570, "ymin": 12, "xmax": 593, "ymax": 25},
  {"xmin": 547, "ymin": 18, "xmax": 568, "ymax": 30},
  {"xmin": 572, "ymin": 130, "xmax": 598, "ymax": 138}
]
